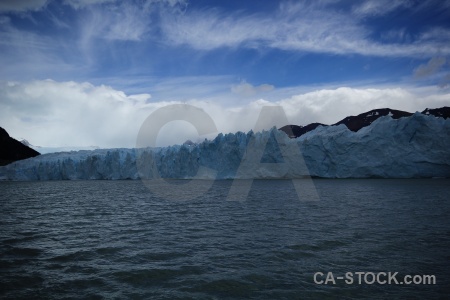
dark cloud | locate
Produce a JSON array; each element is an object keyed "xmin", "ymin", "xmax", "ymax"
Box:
[{"xmin": 414, "ymin": 57, "xmax": 447, "ymax": 78}]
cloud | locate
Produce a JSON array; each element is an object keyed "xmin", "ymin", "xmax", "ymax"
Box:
[
  {"xmin": 414, "ymin": 57, "xmax": 447, "ymax": 78},
  {"xmin": 0, "ymin": 0, "xmax": 193, "ymax": 82},
  {"xmin": 352, "ymin": 0, "xmax": 410, "ymax": 17},
  {"xmin": 439, "ymin": 73, "xmax": 450, "ymax": 88},
  {"xmin": 101, "ymin": 5, "xmax": 150, "ymax": 41},
  {"xmin": 161, "ymin": 2, "xmax": 363, "ymax": 52},
  {"xmin": 414, "ymin": 56, "xmax": 450, "ymax": 87},
  {"xmin": 78, "ymin": 2, "xmax": 152, "ymax": 44},
  {"xmin": 0, "ymin": 80, "xmax": 153, "ymax": 148},
  {"xmin": 0, "ymin": 0, "xmax": 48, "ymax": 13},
  {"xmin": 160, "ymin": 1, "xmax": 450, "ymax": 57},
  {"xmin": 64, "ymin": 0, "xmax": 187, "ymax": 10},
  {"xmin": 380, "ymin": 28, "xmax": 411, "ymax": 43},
  {"xmin": 0, "ymin": 20, "xmax": 50, "ymax": 50},
  {"xmin": 1, "ymin": 0, "xmax": 449, "ymax": 84},
  {"xmin": 75, "ymin": 0, "xmax": 187, "ymax": 62},
  {"xmin": 0, "ymin": 17, "xmax": 79, "ymax": 80},
  {"xmin": 63, "ymin": 0, "xmax": 116, "ymax": 10},
  {"xmin": 231, "ymin": 81, "xmax": 274, "ymax": 97},
  {"xmin": 1, "ymin": 79, "xmax": 449, "ymax": 149},
  {"xmin": 276, "ymin": 87, "xmax": 415, "ymax": 125}
]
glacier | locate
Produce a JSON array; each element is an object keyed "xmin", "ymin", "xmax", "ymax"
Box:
[{"xmin": 0, "ymin": 112, "xmax": 449, "ymax": 180}]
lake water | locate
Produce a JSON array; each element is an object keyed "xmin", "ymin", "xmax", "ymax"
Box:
[{"xmin": 1, "ymin": 179, "xmax": 449, "ymax": 299}]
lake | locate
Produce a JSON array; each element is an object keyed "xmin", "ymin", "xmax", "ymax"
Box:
[{"xmin": 1, "ymin": 179, "xmax": 449, "ymax": 299}]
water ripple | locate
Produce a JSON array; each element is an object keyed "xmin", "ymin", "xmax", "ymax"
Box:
[{"xmin": 1, "ymin": 179, "xmax": 449, "ymax": 299}]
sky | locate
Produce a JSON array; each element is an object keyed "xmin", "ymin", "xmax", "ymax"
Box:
[{"xmin": 0, "ymin": 0, "xmax": 450, "ymax": 148}]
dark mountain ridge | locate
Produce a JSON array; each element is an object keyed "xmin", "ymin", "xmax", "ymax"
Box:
[
  {"xmin": 280, "ymin": 106, "xmax": 450, "ymax": 138},
  {"xmin": 0, "ymin": 127, "xmax": 40, "ymax": 166}
]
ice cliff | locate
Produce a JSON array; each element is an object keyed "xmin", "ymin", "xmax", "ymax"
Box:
[{"xmin": 0, "ymin": 112, "xmax": 449, "ymax": 180}]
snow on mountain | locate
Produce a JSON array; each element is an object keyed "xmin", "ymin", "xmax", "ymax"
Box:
[
  {"xmin": 422, "ymin": 107, "xmax": 450, "ymax": 118},
  {"xmin": 19, "ymin": 139, "xmax": 32, "ymax": 147},
  {"xmin": 20, "ymin": 139, "xmax": 100, "ymax": 154},
  {"xmin": 0, "ymin": 112, "xmax": 449, "ymax": 180},
  {"xmin": 279, "ymin": 106, "xmax": 449, "ymax": 138}
]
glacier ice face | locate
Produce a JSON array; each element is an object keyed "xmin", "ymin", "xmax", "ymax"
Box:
[
  {"xmin": 298, "ymin": 113, "xmax": 450, "ymax": 178},
  {"xmin": 0, "ymin": 112, "xmax": 449, "ymax": 180}
]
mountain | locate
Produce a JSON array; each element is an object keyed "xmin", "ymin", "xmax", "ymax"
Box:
[
  {"xmin": 1, "ymin": 112, "xmax": 449, "ymax": 180},
  {"xmin": 20, "ymin": 139, "xmax": 32, "ymax": 147},
  {"xmin": 333, "ymin": 108, "xmax": 413, "ymax": 132},
  {"xmin": 0, "ymin": 127, "xmax": 40, "ymax": 166},
  {"xmin": 422, "ymin": 107, "xmax": 450, "ymax": 119},
  {"xmin": 279, "ymin": 123, "xmax": 325, "ymax": 138},
  {"xmin": 280, "ymin": 107, "xmax": 449, "ymax": 138}
]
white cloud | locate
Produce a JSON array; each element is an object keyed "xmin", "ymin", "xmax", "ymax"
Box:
[
  {"xmin": 1, "ymin": 80, "xmax": 449, "ymax": 149},
  {"xmin": 0, "ymin": 22, "xmax": 50, "ymax": 50},
  {"xmin": 1, "ymin": 0, "xmax": 449, "ymax": 83},
  {"xmin": 352, "ymin": 0, "xmax": 410, "ymax": 17},
  {"xmin": 0, "ymin": 80, "xmax": 153, "ymax": 148},
  {"xmin": 63, "ymin": 0, "xmax": 116, "ymax": 10},
  {"xmin": 0, "ymin": 0, "xmax": 193, "ymax": 81},
  {"xmin": 276, "ymin": 87, "xmax": 412, "ymax": 125},
  {"xmin": 75, "ymin": 0, "xmax": 187, "ymax": 57},
  {"xmin": 380, "ymin": 28, "xmax": 411, "ymax": 43},
  {"xmin": 0, "ymin": 0, "xmax": 48, "ymax": 13},
  {"xmin": 64, "ymin": 0, "xmax": 187, "ymax": 10},
  {"xmin": 160, "ymin": 1, "xmax": 450, "ymax": 57},
  {"xmin": 103, "ymin": 5, "xmax": 150, "ymax": 41},
  {"xmin": 0, "ymin": 19, "xmax": 78, "ymax": 79},
  {"xmin": 78, "ymin": 2, "xmax": 151, "ymax": 44},
  {"xmin": 231, "ymin": 81, "xmax": 274, "ymax": 97}
]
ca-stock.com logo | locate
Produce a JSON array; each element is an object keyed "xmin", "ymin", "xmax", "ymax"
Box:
[{"xmin": 135, "ymin": 104, "xmax": 319, "ymax": 202}]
